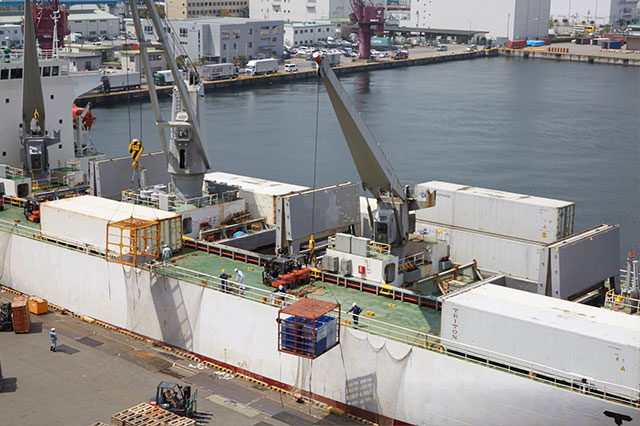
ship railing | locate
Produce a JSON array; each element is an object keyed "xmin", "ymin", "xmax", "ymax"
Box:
[
  {"xmin": 398, "ymin": 252, "xmax": 425, "ymax": 271},
  {"xmin": 367, "ymin": 241, "xmax": 391, "ymax": 255},
  {"xmin": 341, "ymin": 306, "xmax": 638, "ymax": 404},
  {"xmin": 0, "ymin": 217, "xmax": 104, "ymax": 256},
  {"xmin": 121, "ymin": 190, "xmax": 238, "ymax": 211},
  {"xmin": 149, "ymin": 263, "xmax": 298, "ymax": 308},
  {"xmin": 604, "ymin": 288, "xmax": 640, "ymax": 313}
]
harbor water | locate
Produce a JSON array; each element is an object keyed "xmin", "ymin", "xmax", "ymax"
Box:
[{"xmin": 90, "ymin": 57, "xmax": 640, "ymax": 263}]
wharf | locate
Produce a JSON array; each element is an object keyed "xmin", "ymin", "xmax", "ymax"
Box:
[
  {"xmin": 77, "ymin": 48, "xmax": 495, "ymax": 106},
  {"xmin": 0, "ymin": 289, "xmax": 356, "ymax": 426},
  {"xmin": 500, "ymin": 42, "xmax": 640, "ymax": 66}
]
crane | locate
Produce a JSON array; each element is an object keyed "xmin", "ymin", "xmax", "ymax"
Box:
[
  {"xmin": 127, "ymin": 0, "xmax": 210, "ymax": 200},
  {"xmin": 21, "ymin": 0, "xmax": 61, "ymax": 180},
  {"xmin": 350, "ymin": 0, "xmax": 385, "ymax": 60},
  {"xmin": 312, "ymin": 52, "xmax": 435, "ymax": 259}
]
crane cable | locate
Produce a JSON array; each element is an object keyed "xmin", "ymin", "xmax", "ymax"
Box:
[{"xmin": 308, "ymin": 78, "xmax": 321, "ymax": 261}]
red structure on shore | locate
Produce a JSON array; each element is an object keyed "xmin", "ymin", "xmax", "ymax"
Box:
[
  {"xmin": 350, "ymin": 0, "xmax": 385, "ymax": 59},
  {"xmin": 32, "ymin": 0, "xmax": 69, "ymax": 55}
]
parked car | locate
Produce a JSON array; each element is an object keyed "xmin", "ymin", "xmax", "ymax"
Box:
[
  {"xmin": 284, "ymin": 63, "xmax": 298, "ymax": 72},
  {"xmin": 436, "ymin": 45, "xmax": 448, "ymax": 51},
  {"xmin": 466, "ymin": 44, "xmax": 478, "ymax": 52}
]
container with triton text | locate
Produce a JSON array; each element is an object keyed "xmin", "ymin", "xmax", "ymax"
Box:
[{"xmin": 441, "ymin": 283, "xmax": 640, "ymax": 401}]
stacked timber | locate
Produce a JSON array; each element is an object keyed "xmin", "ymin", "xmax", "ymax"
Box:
[
  {"xmin": 110, "ymin": 403, "xmax": 195, "ymax": 426},
  {"xmin": 11, "ymin": 296, "xmax": 30, "ymax": 333}
]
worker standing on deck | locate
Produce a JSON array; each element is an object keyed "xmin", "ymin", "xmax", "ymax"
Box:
[
  {"xmin": 347, "ymin": 303, "xmax": 363, "ymax": 329},
  {"xmin": 162, "ymin": 245, "xmax": 172, "ymax": 266},
  {"xmin": 49, "ymin": 327, "xmax": 57, "ymax": 352},
  {"xmin": 220, "ymin": 269, "xmax": 229, "ymax": 293},
  {"xmin": 234, "ymin": 268, "xmax": 246, "ymax": 295}
]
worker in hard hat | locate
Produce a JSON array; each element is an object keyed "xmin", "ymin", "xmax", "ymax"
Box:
[
  {"xmin": 162, "ymin": 244, "xmax": 172, "ymax": 266},
  {"xmin": 49, "ymin": 327, "xmax": 57, "ymax": 352},
  {"xmin": 347, "ymin": 302, "xmax": 363, "ymax": 329},
  {"xmin": 220, "ymin": 269, "xmax": 229, "ymax": 293},
  {"xmin": 234, "ymin": 268, "xmax": 246, "ymax": 295}
]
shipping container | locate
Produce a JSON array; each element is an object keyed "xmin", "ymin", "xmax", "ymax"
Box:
[
  {"xmin": 506, "ymin": 40, "xmax": 526, "ymax": 49},
  {"xmin": 441, "ymin": 284, "xmax": 640, "ymax": 401},
  {"xmin": 28, "ymin": 296, "xmax": 48, "ymax": 315},
  {"xmin": 205, "ymin": 172, "xmax": 308, "ymax": 225},
  {"xmin": 414, "ymin": 181, "xmax": 574, "ymax": 244},
  {"xmin": 11, "ymin": 296, "xmax": 30, "ymax": 333},
  {"xmin": 40, "ymin": 195, "xmax": 182, "ymax": 254},
  {"xmin": 415, "ymin": 221, "xmax": 543, "ymax": 281},
  {"xmin": 605, "ymin": 40, "xmax": 622, "ymax": 49}
]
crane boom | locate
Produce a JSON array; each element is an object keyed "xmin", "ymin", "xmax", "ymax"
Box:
[{"xmin": 313, "ymin": 54, "xmax": 404, "ymax": 202}]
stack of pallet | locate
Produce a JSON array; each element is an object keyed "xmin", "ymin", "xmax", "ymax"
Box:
[
  {"xmin": 110, "ymin": 403, "xmax": 195, "ymax": 426},
  {"xmin": 11, "ymin": 296, "xmax": 30, "ymax": 333}
]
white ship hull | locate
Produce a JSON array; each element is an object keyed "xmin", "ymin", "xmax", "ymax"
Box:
[{"xmin": 0, "ymin": 230, "xmax": 637, "ymax": 425}]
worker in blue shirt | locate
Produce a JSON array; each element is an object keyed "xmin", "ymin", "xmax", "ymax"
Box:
[
  {"xmin": 220, "ymin": 269, "xmax": 229, "ymax": 293},
  {"xmin": 347, "ymin": 303, "xmax": 363, "ymax": 329},
  {"xmin": 49, "ymin": 327, "xmax": 57, "ymax": 352}
]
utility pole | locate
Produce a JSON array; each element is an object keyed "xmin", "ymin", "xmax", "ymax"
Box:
[{"xmin": 507, "ymin": 13, "xmax": 510, "ymax": 40}]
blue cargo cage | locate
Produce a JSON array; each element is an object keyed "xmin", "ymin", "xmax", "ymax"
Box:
[{"xmin": 277, "ymin": 298, "xmax": 340, "ymax": 359}]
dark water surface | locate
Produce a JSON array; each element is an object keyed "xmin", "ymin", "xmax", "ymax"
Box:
[{"xmin": 91, "ymin": 57, "xmax": 640, "ymax": 263}]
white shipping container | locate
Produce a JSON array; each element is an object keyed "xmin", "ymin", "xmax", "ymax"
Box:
[
  {"xmin": 414, "ymin": 181, "xmax": 575, "ymax": 244},
  {"xmin": 40, "ymin": 195, "xmax": 182, "ymax": 253},
  {"xmin": 205, "ymin": 172, "xmax": 308, "ymax": 225},
  {"xmin": 415, "ymin": 221, "xmax": 543, "ymax": 281},
  {"xmin": 441, "ymin": 284, "xmax": 640, "ymax": 401}
]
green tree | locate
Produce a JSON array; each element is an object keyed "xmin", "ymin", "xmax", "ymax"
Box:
[
  {"xmin": 233, "ymin": 55, "xmax": 248, "ymax": 67},
  {"xmin": 549, "ymin": 18, "xmax": 554, "ymax": 29},
  {"xmin": 176, "ymin": 55, "xmax": 185, "ymax": 68},
  {"xmin": 199, "ymin": 56, "xmax": 208, "ymax": 65}
]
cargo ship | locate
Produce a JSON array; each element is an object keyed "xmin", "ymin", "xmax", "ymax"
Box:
[{"xmin": 0, "ymin": 1, "xmax": 639, "ymax": 425}]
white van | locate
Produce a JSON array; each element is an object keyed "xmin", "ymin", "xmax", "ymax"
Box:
[{"xmin": 284, "ymin": 63, "xmax": 298, "ymax": 72}]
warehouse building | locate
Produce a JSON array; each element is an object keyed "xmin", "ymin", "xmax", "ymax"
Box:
[
  {"xmin": 284, "ymin": 22, "xmax": 336, "ymax": 47},
  {"xmin": 67, "ymin": 6, "xmax": 120, "ymax": 40},
  {"xmin": 166, "ymin": 18, "xmax": 284, "ymax": 63},
  {"xmin": 400, "ymin": 0, "xmax": 551, "ymax": 40},
  {"xmin": 250, "ymin": 0, "xmax": 349, "ymax": 22}
]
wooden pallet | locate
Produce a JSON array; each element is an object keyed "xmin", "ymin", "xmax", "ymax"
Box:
[{"xmin": 110, "ymin": 403, "xmax": 195, "ymax": 426}]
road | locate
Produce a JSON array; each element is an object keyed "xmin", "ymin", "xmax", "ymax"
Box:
[{"xmin": 0, "ymin": 289, "xmax": 358, "ymax": 426}]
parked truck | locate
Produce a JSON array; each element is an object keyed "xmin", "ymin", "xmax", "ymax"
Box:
[
  {"xmin": 153, "ymin": 70, "xmax": 176, "ymax": 86},
  {"xmin": 201, "ymin": 63, "xmax": 237, "ymax": 81},
  {"xmin": 325, "ymin": 51, "xmax": 341, "ymax": 67},
  {"xmin": 100, "ymin": 72, "xmax": 141, "ymax": 93},
  {"xmin": 245, "ymin": 59, "xmax": 278, "ymax": 76}
]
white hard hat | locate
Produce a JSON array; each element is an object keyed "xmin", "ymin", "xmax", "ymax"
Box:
[
  {"xmin": 234, "ymin": 268, "xmax": 239, "ymax": 273},
  {"xmin": 51, "ymin": 327, "xmax": 55, "ymax": 331},
  {"xmin": 352, "ymin": 302, "xmax": 357, "ymax": 307}
]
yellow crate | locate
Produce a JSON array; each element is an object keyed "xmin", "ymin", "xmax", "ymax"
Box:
[{"xmin": 28, "ymin": 297, "xmax": 48, "ymax": 315}]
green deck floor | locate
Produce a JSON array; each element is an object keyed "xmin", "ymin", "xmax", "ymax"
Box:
[
  {"xmin": 0, "ymin": 204, "xmax": 40, "ymax": 229},
  {"xmin": 171, "ymin": 248, "xmax": 441, "ymax": 335}
]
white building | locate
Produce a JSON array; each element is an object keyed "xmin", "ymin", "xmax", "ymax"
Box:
[
  {"xmin": 610, "ymin": 0, "xmax": 639, "ymax": 25},
  {"xmin": 67, "ymin": 6, "xmax": 120, "ymax": 40},
  {"xmin": 284, "ymin": 22, "xmax": 335, "ymax": 47},
  {"xmin": 401, "ymin": 0, "xmax": 551, "ymax": 40},
  {"xmin": 0, "ymin": 24, "xmax": 22, "ymax": 49},
  {"xmin": 165, "ymin": 0, "xmax": 249, "ymax": 20},
  {"xmin": 166, "ymin": 18, "xmax": 284, "ymax": 63},
  {"xmin": 250, "ymin": 0, "xmax": 350, "ymax": 21}
]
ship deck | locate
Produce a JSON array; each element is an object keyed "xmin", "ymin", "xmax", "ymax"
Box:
[
  {"xmin": 0, "ymin": 204, "xmax": 40, "ymax": 229},
  {"xmin": 171, "ymin": 248, "xmax": 442, "ymax": 336}
]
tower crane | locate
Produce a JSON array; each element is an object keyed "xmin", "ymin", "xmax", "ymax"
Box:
[{"xmin": 350, "ymin": 0, "xmax": 385, "ymax": 59}]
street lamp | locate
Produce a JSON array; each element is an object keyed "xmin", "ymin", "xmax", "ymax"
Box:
[{"xmin": 468, "ymin": 20, "xmax": 472, "ymax": 44}]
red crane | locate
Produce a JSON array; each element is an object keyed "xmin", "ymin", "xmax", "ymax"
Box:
[
  {"xmin": 350, "ymin": 0, "xmax": 385, "ymax": 59},
  {"xmin": 32, "ymin": 0, "xmax": 69, "ymax": 56}
]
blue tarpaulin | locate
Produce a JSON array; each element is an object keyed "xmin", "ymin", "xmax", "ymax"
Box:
[{"xmin": 527, "ymin": 40, "xmax": 546, "ymax": 47}]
